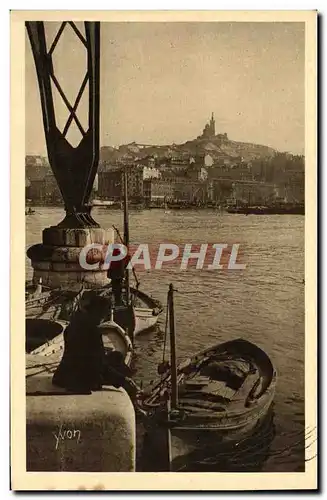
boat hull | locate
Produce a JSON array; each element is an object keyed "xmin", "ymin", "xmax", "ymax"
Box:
[
  {"xmin": 25, "ymin": 282, "xmax": 163, "ymax": 337},
  {"xmin": 134, "ymin": 307, "xmax": 159, "ymax": 336},
  {"xmin": 26, "ymin": 316, "xmax": 133, "ymax": 366},
  {"xmin": 103, "ymin": 285, "xmax": 162, "ymax": 337},
  {"xmin": 169, "ymin": 394, "xmax": 274, "ymax": 470},
  {"xmin": 142, "ymin": 395, "xmax": 274, "ymax": 472},
  {"xmin": 142, "ymin": 338, "xmax": 277, "ymax": 471}
]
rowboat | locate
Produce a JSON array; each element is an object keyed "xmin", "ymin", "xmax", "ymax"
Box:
[
  {"xmin": 26, "ymin": 287, "xmax": 134, "ymax": 395},
  {"xmin": 103, "ymin": 284, "xmax": 162, "ymax": 336},
  {"xmin": 26, "ymin": 280, "xmax": 163, "ymax": 338},
  {"xmin": 26, "ymin": 290, "xmax": 134, "ymax": 400},
  {"xmin": 26, "ymin": 295, "xmax": 133, "ymax": 374},
  {"xmin": 141, "ymin": 285, "xmax": 277, "ymax": 471}
]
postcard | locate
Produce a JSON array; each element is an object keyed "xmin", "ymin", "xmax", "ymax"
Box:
[{"xmin": 11, "ymin": 9, "xmax": 317, "ymax": 491}]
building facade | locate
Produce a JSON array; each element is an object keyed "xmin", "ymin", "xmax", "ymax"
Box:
[
  {"xmin": 143, "ymin": 179, "xmax": 174, "ymax": 205},
  {"xmin": 98, "ymin": 165, "xmax": 146, "ymax": 202},
  {"xmin": 44, "ymin": 174, "xmax": 63, "ymax": 204}
]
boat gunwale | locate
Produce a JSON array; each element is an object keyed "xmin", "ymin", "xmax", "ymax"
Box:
[
  {"xmin": 143, "ymin": 338, "xmax": 277, "ymax": 407},
  {"xmin": 26, "ymin": 279, "xmax": 163, "ymax": 312},
  {"xmin": 27, "ymin": 318, "xmax": 69, "ymax": 356},
  {"xmin": 99, "ymin": 319, "xmax": 133, "ymax": 366},
  {"xmin": 101, "ymin": 284, "xmax": 163, "ymax": 314}
]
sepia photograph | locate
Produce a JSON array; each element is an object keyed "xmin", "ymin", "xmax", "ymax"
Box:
[{"xmin": 11, "ymin": 10, "xmax": 317, "ymax": 491}]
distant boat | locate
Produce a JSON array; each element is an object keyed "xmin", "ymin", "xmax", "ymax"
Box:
[
  {"xmin": 141, "ymin": 285, "xmax": 277, "ymax": 472},
  {"xmin": 227, "ymin": 204, "xmax": 304, "ymax": 215},
  {"xmin": 91, "ymin": 199, "xmax": 115, "ymax": 207},
  {"xmin": 25, "ymin": 207, "xmax": 35, "ymax": 215},
  {"xmin": 166, "ymin": 202, "xmax": 183, "ymax": 210}
]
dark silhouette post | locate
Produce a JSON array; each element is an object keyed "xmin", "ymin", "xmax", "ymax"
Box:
[{"xmin": 26, "ymin": 21, "xmax": 100, "ymax": 228}]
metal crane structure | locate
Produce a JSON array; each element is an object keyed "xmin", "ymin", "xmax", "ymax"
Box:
[{"xmin": 26, "ymin": 21, "xmax": 100, "ymax": 228}]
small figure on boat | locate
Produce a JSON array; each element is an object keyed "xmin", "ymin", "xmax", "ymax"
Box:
[{"xmin": 107, "ymin": 247, "xmax": 131, "ymax": 306}]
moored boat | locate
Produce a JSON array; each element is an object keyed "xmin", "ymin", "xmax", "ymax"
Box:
[
  {"xmin": 25, "ymin": 280, "xmax": 163, "ymax": 338},
  {"xmin": 26, "ymin": 288, "xmax": 133, "ymax": 367},
  {"xmin": 128, "ymin": 287, "xmax": 163, "ymax": 335},
  {"xmin": 141, "ymin": 285, "xmax": 277, "ymax": 471},
  {"xmin": 227, "ymin": 203, "xmax": 304, "ymax": 215}
]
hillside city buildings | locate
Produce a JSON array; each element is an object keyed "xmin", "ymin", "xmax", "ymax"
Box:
[{"xmin": 26, "ymin": 115, "xmax": 304, "ymax": 207}]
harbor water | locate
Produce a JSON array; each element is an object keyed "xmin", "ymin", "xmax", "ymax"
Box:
[{"xmin": 26, "ymin": 207, "xmax": 305, "ymax": 472}]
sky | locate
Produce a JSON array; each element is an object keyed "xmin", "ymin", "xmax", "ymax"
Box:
[{"xmin": 25, "ymin": 21, "xmax": 305, "ymax": 155}]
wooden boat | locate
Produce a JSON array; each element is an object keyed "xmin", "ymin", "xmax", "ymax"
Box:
[
  {"xmin": 128, "ymin": 287, "xmax": 162, "ymax": 335},
  {"xmin": 141, "ymin": 285, "xmax": 277, "ymax": 471},
  {"xmin": 107, "ymin": 169, "xmax": 163, "ymax": 336},
  {"xmin": 25, "ymin": 280, "xmax": 162, "ymax": 338},
  {"xmin": 26, "ymin": 298, "xmax": 133, "ymax": 388}
]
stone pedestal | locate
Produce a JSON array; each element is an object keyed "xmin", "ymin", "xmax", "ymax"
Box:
[
  {"xmin": 26, "ymin": 367, "xmax": 136, "ymax": 472},
  {"xmin": 27, "ymin": 226, "xmax": 114, "ymax": 290}
]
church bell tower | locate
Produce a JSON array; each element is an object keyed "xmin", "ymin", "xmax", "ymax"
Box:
[{"xmin": 210, "ymin": 112, "xmax": 215, "ymax": 136}]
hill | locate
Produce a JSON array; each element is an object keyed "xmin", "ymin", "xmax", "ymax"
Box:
[
  {"xmin": 100, "ymin": 134, "xmax": 277, "ymax": 164},
  {"xmin": 26, "ymin": 135, "xmax": 278, "ymax": 170}
]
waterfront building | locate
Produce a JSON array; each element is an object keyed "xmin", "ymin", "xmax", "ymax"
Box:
[
  {"xmin": 97, "ymin": 169, "xmax": 121, "ymax": 200},
  {"xmin": 97, "ymin": 163, "xmax": 158, "ymax": 202},
  {"xmin": 143, "ymin": 165, "xmax": 161, "ymax": 180},
  {"xmin": 143, "ymin": 178, "xmax": 174, "ymax": 205},
  {"xmin": 44, "ymin": 174, "xmax": 63, "ymax": 204},
  {"xmin": 172, "ymin": 180, "xmax": 210, "ymax": 204},
  {"xmin": 211, "ymin": 179, "xmax": 234, "ymax": 204},
  {"xmin": 28, "ymin": 179, "xmax": 47, "ymax": 204},
  {"xmin": 26, "ymin": 175, "xmax": 63, "ymax": 205},
  {"xmin": 231, "ymin": 181, "xmax": 276, "ymax": 205}
]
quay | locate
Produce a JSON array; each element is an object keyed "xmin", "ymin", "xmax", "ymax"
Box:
[{"xmin": 27, "ymin": 358, "xmax": 136, "ymax": 472}]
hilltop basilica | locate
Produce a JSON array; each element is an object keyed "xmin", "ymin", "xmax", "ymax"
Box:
[
  {"xmin": 201, "ymin": 112, "xmax": 216, "ymax": 138},
  {"xmin": 197, "ymin": 113, "xmax": 229, "ymax": 143}
]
